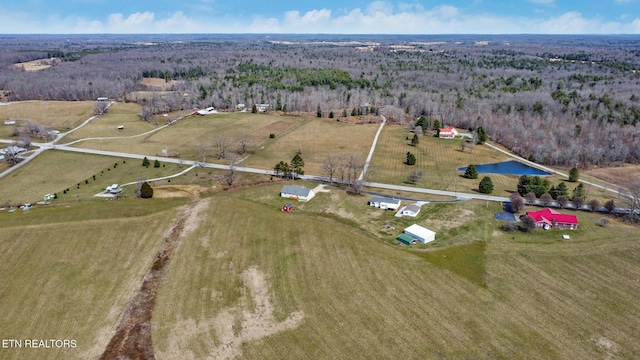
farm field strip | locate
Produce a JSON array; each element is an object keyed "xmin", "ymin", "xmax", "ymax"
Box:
[
  {"xmin": 242, "ymin": 118, "xmax": 380, "ymax": 175},
  {"xmin": 0, "ymin": 205, "xmax": 181, "ymax": 360},
  {"xmin": 151, "ymin": 192, "xmax": 640, "ymax": 359},
  {"xmin": 0, "ymin": 101, "xmax": 95, "ymax": 133}
]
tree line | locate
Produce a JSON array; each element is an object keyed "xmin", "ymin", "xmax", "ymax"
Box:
[{"xmin": 1, "ymin": 35, "xmax": 639, "ymax": 168}]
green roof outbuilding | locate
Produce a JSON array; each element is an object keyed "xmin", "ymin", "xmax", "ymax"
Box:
[{"xmin": 397, "ymin": 234, "xmax": 415, "ymax": 245}]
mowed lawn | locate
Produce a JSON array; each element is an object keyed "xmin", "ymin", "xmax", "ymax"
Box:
[
  {"xmin": 368, "ymin": 126, "xmax": 594, "ymax": 198},
  {"xmin": 0, "ymin": 199, "xmax": 186, "ymax": 360},
  {"xmin": 0, "ymin": 150, "xmax": 191, "ymax": 205},
  {"xmin": 152, "ymin": 187, "xmax": 640, "ymax": 359},
  {"xmin": 0, "ymin": 100, "xmax": 94, "ymax": 136},
  {"xmin": 243, "ymin": 118, "xmax": 379, "ymax": 175},
  {"xmin": 61, "ymin": 102, "xmax": 158, "ymax": 143}
]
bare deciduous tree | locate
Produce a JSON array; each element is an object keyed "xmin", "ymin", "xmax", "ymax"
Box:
[
  {"xmin": 520, "ymin": 215, "xmax": 536, "ymax": 231},
  {"xmin": 214, "ymin": 135, "xmax": 232, "ymax": 159},
  {"xmin": 139, "ymin": 106, "xmax": 153, "ymax": 122},
  {"xmin": 509, "ymin": 193, "xmax": 525, "ymax": 214},
  {"xmin": 557, "ymin": 195, "xmax": 569, "ymax": 208},
  {"xmin": 540, "ymin": 193, "xmax": 553, "ymax": 207},
  {"xmin": 196, "ymin": 141, "xmax": 210, "ymax": 163},
  {"xmin": 237, "ymin": 134, "xmax": 255, "ymax": 155},
  {"xmin": 572, "ymin": 196, "xmax": 584, "ymax": 209},
  {"xmin": 224, "ymin": 154, "xmax": 240, "ymax": 187},
  {"xmin": 94, "ymin": 100, "xmax": 110, "ymax": 115},
  {"xmin": 620, "ymin": 180, "xmax": 640, "ymax": 222},
  {"xmin": 322, "ymin": 154, "xmax": 338, "ymax": 184}
]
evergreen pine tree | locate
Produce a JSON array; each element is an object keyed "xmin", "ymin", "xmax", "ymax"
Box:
[
  {"xmin": 476, "ymin": 126, "xmax": 488, "ymax": 144},
  {"xmin": 479, "ymin": 176, "xmax": 494, "ymax": 194},
  {"xmin": 291, "ymin": 154, "xmax": 305, "ymax": 176},
  {"xmin": 406, "ymin": 152, "xmax": 416, "ymax": 166},
  {"xmin": 411, "ymin": 134, "xmax": 419, "ymax": 146},
  {"xmin": 464, "ymin": 164, "xmax": 478, "ymax": 179},
  {"xmin": 140, "ymin": 182, "xmax": 153, "ymax": 198},
  {"xmin": 569, "ymin": 166, "xmax": 579, "ymax": 182}
]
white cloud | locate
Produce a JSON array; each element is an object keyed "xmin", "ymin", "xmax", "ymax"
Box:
[
  {"xmin": 107, "ymin": 11, "xmax": 155, "ymax": 31},
  {"xmin": 284, "ymin": 9, "xmax": 332, "ymax": 27},
  {"xmin": 0, "ymin": 2, "xmax": 639, "ymax": 34}
]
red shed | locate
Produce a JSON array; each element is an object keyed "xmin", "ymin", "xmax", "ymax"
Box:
[{"xmin": 282, "ymin": 203, "xmax": 293, "ymax": 212}]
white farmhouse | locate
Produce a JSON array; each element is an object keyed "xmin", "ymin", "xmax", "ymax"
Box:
[
  {"xmin": 280, "ymin": 185, "xmax": 315, "ymax": 202},
  {"xmin": 438, "ymin": 126, "xmax": 459, "ymax": 139},
  {"xmin": 401, "ymin": 204, "xmax": 421, "ymax": 217},
  {"xmin": 368, "ymin": 197, "xmax": 402, "ymax": 210}
]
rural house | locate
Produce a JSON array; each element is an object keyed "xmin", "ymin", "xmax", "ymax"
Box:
[
  {"xmin": 195, "ymin": 107, "xmax": 217, "ymax": 115},
  {"xmin": 280, "ymin": 185, "xmax": 315, "ymax": 202},
  {"xmin": 368, "ymin": 197, "xmax": 401, "ymax": 210},
  {"xmin": 402, "ymin": 224, "xmax": 436, "ymax": 244},
  {"xmin": 106, "ymin": 184, "xmax": 122, "ymax": 195},
  {"xmin": 439, "ymin": 126, "xmax": 458, "ymax": 139},
  {"xmin": 401, "ymin": 204, "xmax": 421, "ymax": 217},
  {"xmin": 526, "ymin": 208, "xmax": 578, "ymax": 230}
]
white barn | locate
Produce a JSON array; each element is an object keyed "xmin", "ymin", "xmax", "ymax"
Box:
[
  {"xmin": 369, "ymin": 197, "xmax": 401, "ymax": 210},
  {"xmin": 403, "ymin": 224, "xmax": 436, "ymax": 244},
  {"xmin": 280, "ymin": 185, "xmax": 315, "ymax": 202}
]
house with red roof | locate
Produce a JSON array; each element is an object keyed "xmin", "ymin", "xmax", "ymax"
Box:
[
  {"xmin": 438, "ymin": 126, "xmax": 458, "ymax": 139},
  {"xmin": 526, "ymin": 208, "xmax": 578, "ymax": 230}
]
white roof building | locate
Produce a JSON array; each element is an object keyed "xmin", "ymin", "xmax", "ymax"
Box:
[
  {"xmin": 369, "ymin": 197, "xmax": 401, "ymax": 210},
  {"xmin": 280, "ymin": 185, "xmax": 315, "ymax": 202},
  {"xmin": 403, "ymin": 224, "xmax": 436, "ymax": 244}
]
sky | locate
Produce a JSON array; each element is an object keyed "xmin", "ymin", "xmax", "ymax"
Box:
[{"xmin": 0, "ymin": 0, "xmax": 639, "ymax": 34}]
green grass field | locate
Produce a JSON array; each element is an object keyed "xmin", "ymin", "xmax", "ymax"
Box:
[
  {"xmin": 151, "ymin": 187, "xmax": 640, "ymax": 359},
  {"xmin": 0, "ymin": 150, "xmax": 190, "ymax": 205},
  {"xmin": 0, "ymin": 101, "xmax": 94, "ymax": 136},
  {"xmin": 0, "ymin": 199, "xmax": 186, "ymax": 360},
  {"xmin": 366, "ymin": 126, "xmax": 618, "ymax": 202},
  {"xmin": 1, "ymin": 103, "xmax": 639, "ymax": 359},
  {"xmin": 0, "ymin": 176, "xmax": 638, "ymax": 359}
]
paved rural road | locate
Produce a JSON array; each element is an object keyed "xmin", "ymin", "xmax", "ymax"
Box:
[{"xmin": 0, "ymin": 107, "xmax": 618, "ymax": 205}]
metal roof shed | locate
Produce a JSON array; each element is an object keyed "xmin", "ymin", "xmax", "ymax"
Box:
[
  {"xmin": 403, "ymin": 224, "xmax": 436, "ymax": 244},
  {"xmin": 397, "ymin": 234, "xmax": 415, "ymax": 245}
]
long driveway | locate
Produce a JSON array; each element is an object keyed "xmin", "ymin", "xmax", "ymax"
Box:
[{"xmin": 484, "ymin": 142, "xmax": 623, "ymax": 197}]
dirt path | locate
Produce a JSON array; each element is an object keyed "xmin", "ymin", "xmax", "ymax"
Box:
[{"xmin": 99, "ymin": 199, "xmax": 209, "ymax": 359}]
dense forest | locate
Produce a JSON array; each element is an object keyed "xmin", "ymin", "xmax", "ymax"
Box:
[{"xmin": 1, "ymin": 34, "xmax": 639, "ymax": 168}]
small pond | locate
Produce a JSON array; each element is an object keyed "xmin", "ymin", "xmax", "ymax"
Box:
[{"xmin": 458, "ymin": 160, "xmax": 551, "ymax": 176}]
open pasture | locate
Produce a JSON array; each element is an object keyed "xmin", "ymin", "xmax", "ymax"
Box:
[
  {"xmin": 243, "ymin": 118, "xmax": 379, "ymax": 175},
  {"xmin": 0, "ymin": 177, "xmax": 638, "ymax": 359},
  {"xmin": 69, "ymin": 112, "xmax": 301, "ymax": 163},
  {"xmin": 0, "ymin": 100, "xmax": 94, "ymax": 134},
  {"xmin": 150, "ymin": 187, "xmax": 640, "ymax": 359},
  {"xmin": 11, "ymin": 58, "xmax": 57, "ymax": 71},
  {"xmin": 140, "ymin": 77, "xmax": 184, "ymax": 90},
  {"xmin": 0, "ymin": 200, "xmax": 184, "ymax": 360},
  {"xmin": 61, "ymin": 102, "xmax": 156, "ymax": 142},
  {"xmin": 367, "ymin": 126, "xmax": 611, "ymax": 200}
]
